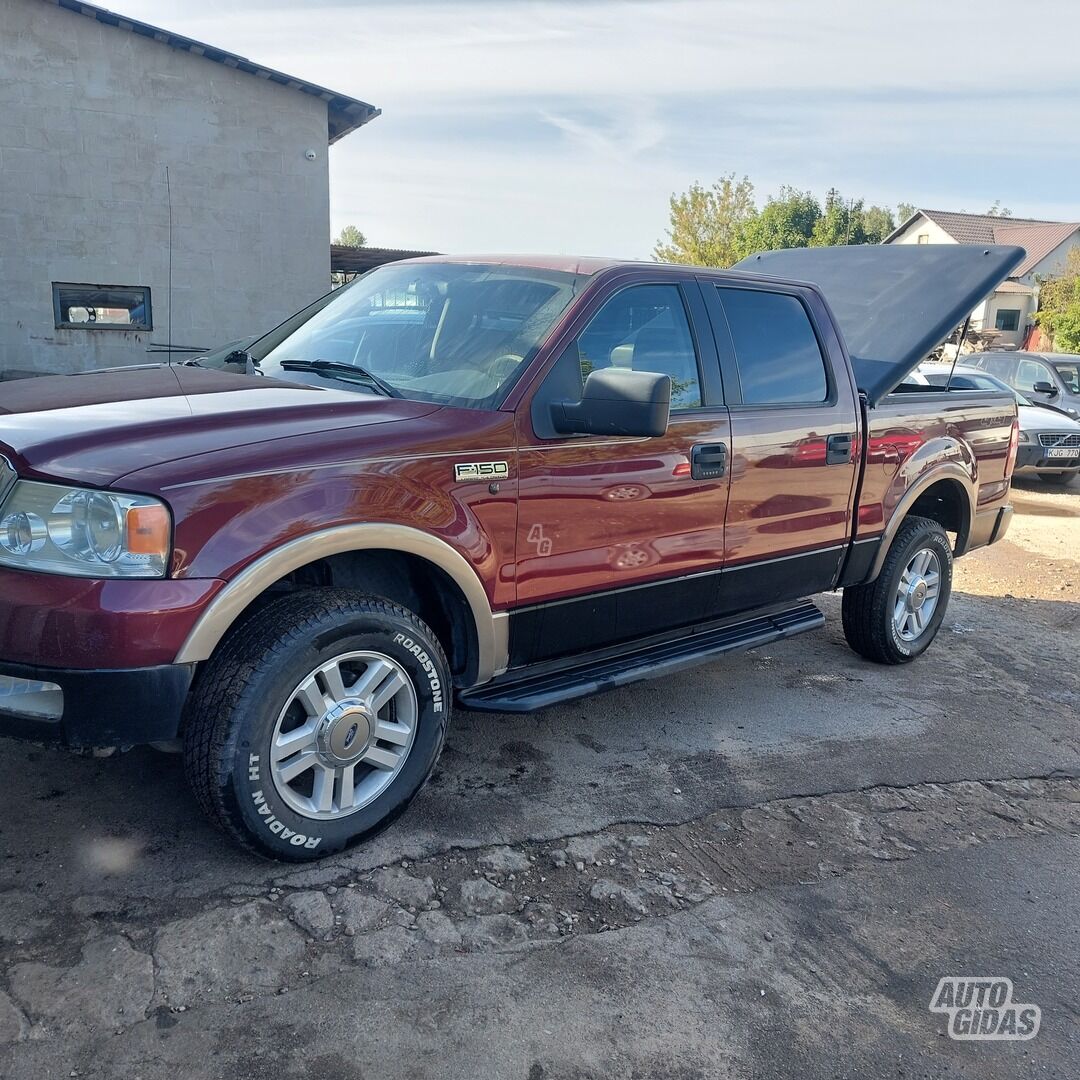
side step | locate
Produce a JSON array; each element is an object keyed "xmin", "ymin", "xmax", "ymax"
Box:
[{"xmin": 458, "ymin": 600, "xmax": 824, "ymax": 713}]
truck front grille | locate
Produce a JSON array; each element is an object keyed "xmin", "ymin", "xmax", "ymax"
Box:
[{"xmin": 1039, "ymin": 433, "xmax": 1080, "ymax": 448}]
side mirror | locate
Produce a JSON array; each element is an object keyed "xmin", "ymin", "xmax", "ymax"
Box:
[
  {"xmin": 1033, "ymin": 380, "xmax": 1058, "ymax": 397},
  {"xmin": 551, "ymin": 368, "xmax": 671, "ymax": 438}
]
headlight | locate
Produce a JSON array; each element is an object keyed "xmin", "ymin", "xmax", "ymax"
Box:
[
  {"xmin": 1017, "ymin": 430, "xmax": 1032, "ymax": 443},
  {"xmin": 0, "ymin": 481, "xmax": 170, "ymax": 578}
]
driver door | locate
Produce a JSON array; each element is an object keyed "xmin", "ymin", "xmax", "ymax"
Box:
[{"xmin": 509, "ymin": 277, "xmax": 731, "ymax": 667}]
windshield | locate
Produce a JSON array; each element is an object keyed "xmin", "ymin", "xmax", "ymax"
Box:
[
  {"xmin": 1051, "ymin": 360, "xmax": 1080, "ymax": 394},
  {"xmin": 203, "ymin": 262, "xmax": 587, "ymax": 409}
]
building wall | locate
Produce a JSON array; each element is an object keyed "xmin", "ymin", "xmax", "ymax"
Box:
[
  {"xmin": 0, "ymin": 0, "xmax": 333, "ymax": 376},
  {"xmin": 889, "ymin": 216, "xmax": 957, "ymax": 247},
  {"xmin": 1017, "ymin": 232, "xmax": 1080, "ymax": 286},
  {"xmin": 984, "ymin": 290, "xmax": 1034, "ymax": 347}
]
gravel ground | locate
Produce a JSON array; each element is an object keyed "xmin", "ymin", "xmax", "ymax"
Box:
[{"xmin": 1, "ymin": 477, "xmax": 1078, "ymax": 1078}]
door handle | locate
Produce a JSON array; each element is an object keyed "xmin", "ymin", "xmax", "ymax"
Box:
[
  {"xmin": 691, "ymin": 442, "xmax": 728, "ymax": 480},
  {"xmin": 826, "ymin": 433, "xmax": 854, "ymax": 465}
]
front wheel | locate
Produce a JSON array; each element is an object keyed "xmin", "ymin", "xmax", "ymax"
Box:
[
  {"xmin": 183, "ymin": 591, "xmax": 450, "ymax": 860},
  {"xmin": 841, "ymin": 516, "xmax": 953, "ymax": 665}
]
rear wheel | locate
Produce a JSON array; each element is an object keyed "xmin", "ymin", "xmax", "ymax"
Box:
[
  {"xmin": 183, "ymin": 590, "xmax": 450, "ymax": 860},
  {"xmin": 842, "ymin": 516, "xmax": 953, "ymax": 665}
]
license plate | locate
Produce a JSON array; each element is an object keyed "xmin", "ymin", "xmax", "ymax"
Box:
[{"xmin": 1047, "ymin": 447, "xmax": 1077, "ymax": 458}]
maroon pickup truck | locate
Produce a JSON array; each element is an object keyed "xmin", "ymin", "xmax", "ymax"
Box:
[{"xmin": 0, "ymin": 245, "xmax": 1022, "ymax": 859}]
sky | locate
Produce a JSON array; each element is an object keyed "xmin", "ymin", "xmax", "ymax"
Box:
[{"xmin": 128, "ymin": 0, "xmax": 1080, "ymax": 259}]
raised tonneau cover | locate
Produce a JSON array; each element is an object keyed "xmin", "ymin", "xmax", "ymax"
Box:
[{"xmin": 733, "ymin": 244, "xmax": 1025, "ymax": 404}]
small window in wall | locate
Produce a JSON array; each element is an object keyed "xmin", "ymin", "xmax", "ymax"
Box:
[
  {"xmin": 917, "ymin": 233, "xmax": 930, "ymax": 244},
  {"xmin": 52, "ymin": 283, "xmax": 152, "ymax": 330},
  {"xmin": 994, "ymin": 308, "xmax": 1020, "ymax": 332}
]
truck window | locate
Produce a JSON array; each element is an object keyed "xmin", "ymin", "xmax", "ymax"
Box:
[
  {"xmin": 717, "ymin": 288, "xmax": 828, "ymax": 405},
  {"xmin": 575, "ymin": 284, "xmax": 703, "ymax": 410}
]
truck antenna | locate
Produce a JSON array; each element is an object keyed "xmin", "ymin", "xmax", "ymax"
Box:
[
  {"xmin": 166, "ymin": 165, "xmax": 174, "ymax": 366},
  {"xmin": 945, "ymin": 315, "xmax": 971, "ymax": 392}
]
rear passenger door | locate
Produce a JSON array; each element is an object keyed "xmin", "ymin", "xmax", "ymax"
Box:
[{"xmin": 702, "ymin": 281, "xmax": 860, "ymax": 614}]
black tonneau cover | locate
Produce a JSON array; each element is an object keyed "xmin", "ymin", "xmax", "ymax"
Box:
[{"xmin": 733, "ymin": 244, "xmax": 1025, "ymax": 404}]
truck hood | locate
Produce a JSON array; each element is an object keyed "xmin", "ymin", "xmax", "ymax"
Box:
[
  {"xmin": 0, "ymin": 365, "xmax": 441, "ymax": 487},
  {"xmin": 735, "ymin": 244, "xmax": 1026, "ymax": 405}
]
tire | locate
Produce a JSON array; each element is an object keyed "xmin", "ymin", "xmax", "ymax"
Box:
[
  {"xmin": 183, "ymin": 590, "xmax": 450, "ymax": 861},
  {"xmin": 1038, "ymin": 472, "xmax": 1075, "ymax": 485},
  {"xmin": 841, "ymin": 516, "xmax": 953, "ymax": 665}
]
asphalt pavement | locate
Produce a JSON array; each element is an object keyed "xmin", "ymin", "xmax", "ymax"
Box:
[{"xmin": 1, "ymin": 477, "xmax": 1077, "ymax": 1078}]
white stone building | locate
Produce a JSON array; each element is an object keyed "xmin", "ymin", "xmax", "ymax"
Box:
[{"xmin": 885, "ymin": 209, "xmax": 1080, "ymax": 348}]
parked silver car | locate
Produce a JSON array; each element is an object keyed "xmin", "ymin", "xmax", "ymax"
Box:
[
  {"xmin": 965, "ymin": 351, "xmax": 1080, "ymax": 420},
  {"xmin": 920, "ymin": 364, "xmax": 1080, "ymax": 484}
]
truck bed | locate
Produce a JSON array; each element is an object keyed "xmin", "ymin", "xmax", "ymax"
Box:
[{"xmin": 858, "ymin": 387, "xmax": 1016, "ymax": 543}]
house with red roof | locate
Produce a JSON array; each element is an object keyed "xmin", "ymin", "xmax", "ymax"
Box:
[{"xmin": 885, "ymin": 210, "xmax": 1080, "ymax": 347}]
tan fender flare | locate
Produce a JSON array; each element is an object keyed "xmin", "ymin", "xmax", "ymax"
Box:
[
  {"xmin": 866, "ymin": 462, "xmax": 976, "ymax": 582},
  {"xmin": 174, "ymin": 524, "xmax": 508, "ymax": 685}
]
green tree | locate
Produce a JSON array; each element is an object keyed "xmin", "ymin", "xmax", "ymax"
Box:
[
  {"xmin": 810, "ymin": 189, "xmax": 869, "ymax": 247},
  {"xmin": 736, "ymin": 187, "xmax": 820, "ymax": 257},
  {"xmin": 333, "ymin": 225, "xmax": 367, "ymax": 247},
  {"xmin": 653, "ymin": 174, "xmax": 756, "ymax": 267},
  {"xmin": 1034, "ymin": 247, "xmax": 1080, "ymax": 352},
  {"xmin": 985, "ymin": 201, "xmax": 1012, "ymax": 218},
  {"xmin": 896, "ymin": 202, "xmax": 917, "ymax": 224},
  {"xmin": 656, "ymin": 178, "xmax": 914, "ymax": 263},
  {"xmin": 860, "ymin": 204, "xmax": 897, "ymax": 244}
]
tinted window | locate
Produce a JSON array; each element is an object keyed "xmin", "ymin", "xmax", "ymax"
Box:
[
  {"xmin": 718, "ymin": 288, "xmax": 828, "ymax": 404},
  {"xmin": 575, "ymin": 284, "xmax": 702, "ymax": 410},
  {"xmin": 994, "ymin": 308, "xmax": 1021, "ymax": 332}
]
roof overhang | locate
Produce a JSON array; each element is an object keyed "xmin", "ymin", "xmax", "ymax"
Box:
[
  {"xmin": 51, "ymin": 0, "xmax": 380, "ymax": 143},
  {"xmin": 330, "ymin": 246, "xmax": 441, "ymax": 275}
]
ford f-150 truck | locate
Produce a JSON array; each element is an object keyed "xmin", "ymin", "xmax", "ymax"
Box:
[{"xmin": 0, "ymin": 244, "xmax": 1023, "ymax": 859}]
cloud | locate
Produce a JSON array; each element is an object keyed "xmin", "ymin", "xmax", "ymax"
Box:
[{"xmin": 123, "ymin": 0, "xmax": 1080, "ymax": 255}]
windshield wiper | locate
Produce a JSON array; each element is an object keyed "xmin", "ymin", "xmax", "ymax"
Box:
[{"xmin": 278, "ymin": 359, "xmax": 400, "ymax": 397}]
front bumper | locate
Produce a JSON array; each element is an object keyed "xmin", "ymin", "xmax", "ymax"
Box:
[
  {"xmin": 0, "ymin": 659, "xmax": 194, "ymax": 748},
  {"xmin": 1015, "ymin": 444, "xmax": 1080, "ymax": 474},
  {"xmin": 0, "ymin": 565, "xmax": 223, "ymax": 669}
]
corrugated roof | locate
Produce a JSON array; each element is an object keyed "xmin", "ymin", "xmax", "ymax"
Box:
[
  {"xmin": 992, "ymin": 222, "xmax": 1080, "ymax": 277},
  {"xmin": 885, "ymin": 209, "xmax": 1080, "ymax": 278},
  {"xmin": 50, "ymin": 0, "xmax": 380, "ymax": 143},
  {"xmin": 918, "ymin": 209, "xmax": 1064, "ymax": 244},
  {"xmin": 330, "ymin": 246, "xmax": 440, "ymax": 274}
]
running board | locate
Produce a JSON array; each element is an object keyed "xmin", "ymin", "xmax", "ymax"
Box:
[{"xmin": 458, "ymin": 600, "xmax": 824, "ymax": 713}]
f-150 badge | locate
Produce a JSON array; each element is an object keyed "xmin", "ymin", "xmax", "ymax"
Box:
[{"xmin": 454, "ymin": 461, "xmax": 509, "ymax": 482}]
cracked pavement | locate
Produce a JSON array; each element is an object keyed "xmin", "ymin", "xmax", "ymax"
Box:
[{"xmin": 2, "ymin": 478, "xmax": 1078, "ymax": 1078}]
